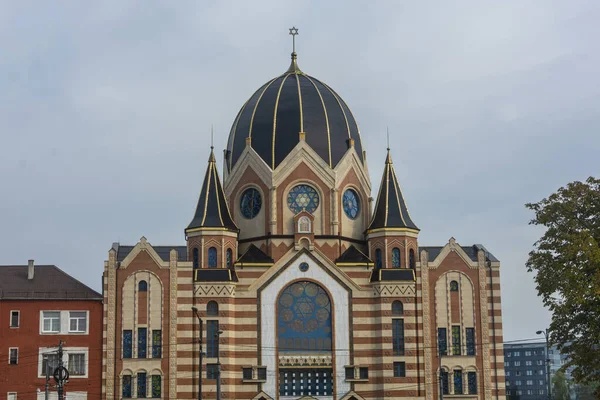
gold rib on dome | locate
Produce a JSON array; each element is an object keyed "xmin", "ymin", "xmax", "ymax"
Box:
[
  {"xmin": 294, "ymin": 74, "xmax": 304, "ymax": 133},
  {"xmin": 320, "ymin": 81, "xmax": 352, "ymax": 140},
  {"xmin": 186, "ymin": 147, "xmax": 238, "ymax": 233},
  {"xmin": 271, "ymin": 74, "xmax": 290, "ymax": 169}
]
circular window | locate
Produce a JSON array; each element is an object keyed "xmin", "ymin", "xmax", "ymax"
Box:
[
  {"xmin": 342, "ymin": 189, "xmax": 360, "ymax": 219},
  {"xmin": 299, "ymin": 262, "xmax": 309, "ymax": 272},
  {"xmin": 240, "ymin": 188, "xmax": 262, "ymax": 219},
  {"xmin": 287, "ymin": 184, "xmax": 320, "ymax": 214}
]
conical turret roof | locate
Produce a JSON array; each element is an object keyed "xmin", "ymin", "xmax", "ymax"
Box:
[
  {"xmin": 186, "ymin": 148, "xmax": 238, "ymax": 233},
  {"xmin": 367, "ymin": 150, "xmax": 419, "ymax": 233}
]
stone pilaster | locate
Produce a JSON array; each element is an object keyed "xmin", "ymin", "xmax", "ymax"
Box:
[
  {"xmin": 420, "ymin": 249, "xmax": 434, "ymax": 400},
  {"xmin": 169, "ymin": 249, "xmax": 179, "ymax": 399},
  {"xmin": 478, "ymin": 250, "xmax": 492, "ymax": 399},
  {"xmin": 105, "ymin": 249, "xmax": 117, "ymax": 398}
]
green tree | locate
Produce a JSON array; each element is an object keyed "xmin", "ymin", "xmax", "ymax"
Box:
[
  {"xmin": 575, "ymin": 381, "xmax": 599, "ymax": 400},
  {"xmin": 526, "ymin": 177, "xmax": 600, "ymax": 395},
  {"xmin": 553, "ymin": 371, "xmax": 570, "ymax": 400}
]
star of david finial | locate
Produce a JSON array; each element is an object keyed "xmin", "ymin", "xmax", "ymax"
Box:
[{"xmin": 289, "ymin": 26, "xmax": 299, "ymax": 53}]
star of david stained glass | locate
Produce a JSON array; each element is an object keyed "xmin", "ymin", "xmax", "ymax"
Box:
[
  {"xmin": 240, "ymin": 188, "xmax": 262, "ymax": 219},
  {"xmin": 287, "ymin": 184, "xmax": 320, "ymax": 214},
  {"xmin": 342, "ymin": 188, "xmax": 360, "ymax": 219}
]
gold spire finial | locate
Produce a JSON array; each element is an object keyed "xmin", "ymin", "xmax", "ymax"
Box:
[
  {"xmin": 386, "ymin": 127, "xmax": 390, "ymax": 151},
  {"xmin": 386, "ymin": 128, "xmax": 392, "ymax": 164},
  {"xmin": 211, "ymin": 124, "xmax": 214, "ymax": 150},
  {"xmin": 209, "ymin": 125, "xmax": 216, "ymax": 163},
  {"xmin": 287, "ymin": 26, "xmax": 302, "ymax": 73}
]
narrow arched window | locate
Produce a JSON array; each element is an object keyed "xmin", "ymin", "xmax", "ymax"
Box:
[
  {"xmin": 392, "ymin": 248, "xmax": 401, "ymax": 268},
  {"xmin": 392, "ymin": 300, "xmax": 403, "ymax": 316},
  {"xmin": 409, "ymin": 249, "xmax": 415, "ymax": 269},
  {"xmin": 226, "ymin": 249, "xmax": 233, "ymax": 268},
  {"xmin": 192, "ymin": 248, "xmax": 199, "ymax": 269},
  {"xmin": 450, "ymin": 280, "xmax": 459, "ymax": 291},
  {"xmin": 207, "ymin": 301, "xmax": 219, "ymax": 317},
  {"xmin": 375, "ymin": 249, "xmax": 382, "ymax": 270},
  {"xmin": 138, "ymin": 280, "xmax": 148, "ymax": 292},
  {"xmin": 208, "ymin": 247, "xmax": 217, "ymax": 268}
]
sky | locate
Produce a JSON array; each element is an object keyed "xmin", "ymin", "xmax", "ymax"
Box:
[{"xmin": 1, "ymin": 1, "xmax": 599, "ymax": 342}]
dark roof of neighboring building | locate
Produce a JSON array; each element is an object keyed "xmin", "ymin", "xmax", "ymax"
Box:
[
  {"xmin": 0, "ymin": 265, "xmax": 102, "ymax": 300},
  {"xmin": 335, "ymin": 245, "xmax": 372, "ymax": 264},
  {"xmin": 235, "ymin": 244, "xmax": 274, "ymax": 265},
  {"xmin": 194, "ymin": 268, "xmax": 238, "ymax": 282},
  {"xmin": 419, "ymin": 244, "xmax": 499, "ymax": 262},
  {"xmin": 367, "ymin": 150, "xmax": 419, "ymax": 232},
  {"xmin": 225, "ymin": 52, "xmax": 363, "ymax": 171},
  {"xmin": 186, "ymin": 148, "xmax": 238, "ymax": 232},
  {"xmin": 370, "ymin": 268, "xmax": 415, "ymax": 282},
  {"xmin": 114, "ymin": 244, "xmax": 188, "ymax": 262}
]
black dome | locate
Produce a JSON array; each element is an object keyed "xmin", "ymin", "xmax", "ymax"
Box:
[{"xmin": 225, "ymin": 55, "xmax": 363, "ymax": 171}]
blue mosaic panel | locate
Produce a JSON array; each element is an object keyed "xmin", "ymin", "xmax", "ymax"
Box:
[
  {"xmin": 122, "ymin": 375, "xmax": 132, "ymax": 398},
  {"xmin": 287, "ymin": 185, "xmax": 320, "ymax": 214},
  {"xmin": 375, "ymin": 249, "xmax": 382, "ymax": 270},
  {"xmin": 206, "ymin": 320, "xmax": 219, "ymax": 358},
  {"xmin": 452, "ymin": 326, "xmax": 461, "ymax": 355},
  {"xmin": 193, "ymin": 248, "xmax": 199, "ymax": 269},
  {"xmin": 450, "ymin": 280, "xmax": 459, "ymax": 291},
  {"xmin": 441, "ymin": 370, "xmax": 449, "ymax": 394},
  {"xmin": 409, "ymin": 248, "xmax": 415, "ymax": 268},
  {"xmin": 438, "ymin": 328, "xmax": 447, "ymax": 355},
  {"xmin": 123, "ymin": 330, "xmax": 133, "ymax": 358},
  {"xmin": 226, "ymin": 248, "xmax": 232, "ymax": 268},
  {"xmin": 342, "ymin": 189, "xmax": 360, "ymax": 219},
  {"xmin": 466, "ymin": 328, "xmax": 475, "ymax": 355},
  {"xmin": 152, "ymin": 330, "xmax": 161, "ymax": 358},
  {"xmin": 468, "ymin": 371, "xmax": 477, "ymax": 394},
  {"xmin": 454, "ymin": 370, "xmax": 463, "ymax": 394},
  {"xmin": 137, "ymin": 372, "xmax": 147, "ymax": 398},
  {"xmin": 392, "ymin": 248, "xmax": 401, "ymax": 268},
  {"xmin": 392, "ymin": 318, "xmax": 404, "ymax": 355},
  {"xmin": 208, "ymin": 247, "xmax": 217, "ymax": 268},
  {"xmin": 240, "ymin": 188, "xmax": 262, "ymax": 219},
  {"xmin": 392, "ymin": 300, "xmax": 403, "ymax": 316},
  {"xmin": 278, "ymin": 281, "xmax": 332, "ymax": 352},
  {"xmin": 152, "ymin": 375, "xmax": 161, "ymax": 398},
  {"xmin": 138, "ymin": 280, "xmax": 147, "ymax": 291},
  {"xmin": 138, "ymin": 328, "xmax": 147, "ymax": 358}
]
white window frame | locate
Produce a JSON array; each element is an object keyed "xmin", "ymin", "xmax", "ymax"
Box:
[
  {"xmin": 38, "ymin": 347, "xmax": 89, "ymax": 379},
  {"xmin": 41, "ymin": 311, "xmax": 61, "ymax": 333},
  {"xmin": 8, "ymin": 348, "xmax": 18, "ymax": 365},
  {"xmin": 9, "ymin": 310, "xmax": 20, "ymax": 328},
  {"xmin": 7, "ymin": 393, "xmax": 17, "ymax": 400},
  {"xmin": 67, "ymin": 352, "xmax": 86, "ymax": 376},
  {"xmin": 68, "ymin": 311, "xmax": 88, "ymax": 333}
]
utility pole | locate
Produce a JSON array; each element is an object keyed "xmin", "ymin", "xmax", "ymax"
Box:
[
  {"xmin": 191, "ymin": 307, "xmax": 204, "ymax": 400},
  {"xmin": 537, "ymin": 329, "xmax": 552, "ymax": 400},
  {"xmin": 57, "ymin": 340, "xmax": 64, "ymax": 400},
  {"xmin": 216, "ymin": 329, "xmax": 224, "ymax": 400},
  {"xmin": 44, "ymin": 355, "xmax": 50, "ymax": 400},
  {"xmin": 439, "ymin": 347, "xmax": 445, "ymax": 400}
]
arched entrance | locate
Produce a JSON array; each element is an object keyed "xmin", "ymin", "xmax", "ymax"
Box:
[{"xmin": 277, "ymin": 281, "xmax": 333, "ymax": 397}]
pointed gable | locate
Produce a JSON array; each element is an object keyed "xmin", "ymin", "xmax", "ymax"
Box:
[
  {"xmin": 186, "ymin": 148, "xmax": 238, "ymax": 233},
  {"xmin": 367, "ymin": 149, "xmax": 418, "ymax": 232}
]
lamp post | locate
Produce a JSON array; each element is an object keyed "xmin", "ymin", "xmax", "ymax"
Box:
[
  {"xmin": 191, "ymin": 307, "xmax": 204, "ymax": 400},
  {"xmin": 216, "ymin": 329, "xmax": 224, "ymax": 400},
  {"xmin": 536, "ymin": 329, "xmax": 552, "ymax": 400}
]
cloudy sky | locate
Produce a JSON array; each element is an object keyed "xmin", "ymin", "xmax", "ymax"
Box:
[{"xmin": 1, "ymin": 1, "xmax": 598, "ymax": 341}]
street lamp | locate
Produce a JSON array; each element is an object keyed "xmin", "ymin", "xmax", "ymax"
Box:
[
  {"xmin": 191, "ymin": 307, "xmax": 204, "ymax": 400},
  {"xmin": 216, "ymin": 329, "xmax": 224, "ymax": 400},
  {"xmin": 536, "ymin": 329, "xmax": 552, "ymax": 400}
]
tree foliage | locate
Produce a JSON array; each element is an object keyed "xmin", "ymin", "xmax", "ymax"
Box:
[
  {"xmin": 526, "ymin": 177, "xmax": 600, "ymax": 393},
  {"xmin": 552, "ymin": 371, "xmax": 570, "ymax": 400}
]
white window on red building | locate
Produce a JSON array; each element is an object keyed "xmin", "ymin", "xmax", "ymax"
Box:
[
  {"xmin": 42, "ymin": 312, "xmax": 60, "ymax": 333},
  {"xmin": 69, "ymin": 312, "xmax": 87, "ymax": 333}
]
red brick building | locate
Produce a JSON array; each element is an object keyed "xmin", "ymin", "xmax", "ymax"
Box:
[{"xmin": 0, "ymin": 261, "xmax": 103, "ymax": 399}]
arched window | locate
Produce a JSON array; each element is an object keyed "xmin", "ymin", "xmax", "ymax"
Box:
[
  {"xmin": 450, "ymin": 280, "xmax": 459, "ymax": 291},
  {"xmin": 298, "ymin": 216, "xmax": 311, "ymax": 233},
  {"xmin": 226, "ymin": 249, "xmax": 233, "ymax": 268},
  {"xmin": 409, "ymin": 249, "xmax": 415, "ymax": 269},
  {"xmin": 375, "ymin": 249, "xmax": 382, "ymax": 270},
  {"xmin": 192, "ymin": 248, "xmax": 199, "ymax": 269},
  {"xmin": 138, "ymin": 280, "xmax": 148, "ymax": 292},
  {"xmin": 392, "ymin": 248, "xmax": 401, "ymax": 268},
  {"xmin": 208, "ymin": 247, "xmax": 217, "ymax": 268},
  {"xmin": 207, "ymin": 301, "xmax": 219, "ymax": 317},
  {"xmin": 392, "ymin": 300, "xmax": 403, "ymax": 315}
]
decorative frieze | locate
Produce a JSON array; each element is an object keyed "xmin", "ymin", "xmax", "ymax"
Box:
[{"xmin": 194, "ymin": 284, "xmax": 236, "ymax": 297}]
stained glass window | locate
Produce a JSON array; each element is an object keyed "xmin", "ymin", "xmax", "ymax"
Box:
[
  {"xmin": 450, "ymin": 280, "xmax": 459, "ymax": 291},
  {"xmin": 468, "ymin": 371, "xmax": 477, "ymax": 394},
  {"xmin": 193, "ymin": 248, "xmax": 199, "ymax": 269},
  {"xmin": 208, "ymin": 247, "xmax": 217, "ymax": 268},
  {"xmin": 438, "ymin": 328, "xmax": 447, "ymax": 355},
  {"xmin": 454, "ymin": 369, "xmax": 463, "ymax": 394},
  {"xmin": 392, "ymin": 248, "xmax": 401, "ymax": 268},
  {"xmin": 392, "ymin": 319, "xmax": 404, "ymax": 355},
  {"xmin": 409, "ymin": 249, "xmax": 415, "ymax": 268},
  {"xmin": 375, "ymin": 248, "xmax": 382, "ymax": 270},
  {"xmin": 138, "ymin": 280, "xmax": 147, "ymax": 292},
  {"xmin": 122, "ymin": 375, "xmax": 132, "ymax": 398},
  {"xmin": 138, "ymin": 328, "xmax": 147, "ymax": 358},
  {"xmin": 392, "ymin": 300, "xmax": 403, "ymax": 316},
  {"xmin": 466, "ymin": 328, "xmax": 475, "ymax": 355},
  {"xmin": 277, "ymin": 281, "xmax": 332, "ymax": 352},
  {"xmin": 287, "ymin": 184, "xmax": 320, "ymax": 214},
  {"xmin": 123, "ymin": 330, "xmax": 133, "ymax": 358},
  {"xmin": 441, "ymin": 370, "xmax": 449, "ymax": 394},
  {"xmin": 152, "ymin": 375, "xmax": 161, "ymax": 398},
  {"xmin": 137, "ymin": 372, "xmax": 147, "ymax": 398},
  {"xmin": 240, "ymin": 188, "xmax": 262, "ymax": 219},
  {"xmin": 226, "ymin": 248, "xmax": 232, "ymax": 268},
  {"xmin": 342, "ymin": 189, "xmax": 360, "ymax": 219},
  {"xmin": 206, "ymin": 320, "xmax": 219, "ymax": 358},
  {"xmin": 152, "ymin": 330, "xmax": 161, "ymax": 358},
  {"xmin": 207, "ymin": 301, "xmax": 219, "ymax": 316},
  {"xmin": 452, "ymin": 326, "xmax": 461, "ymax": 355}
]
